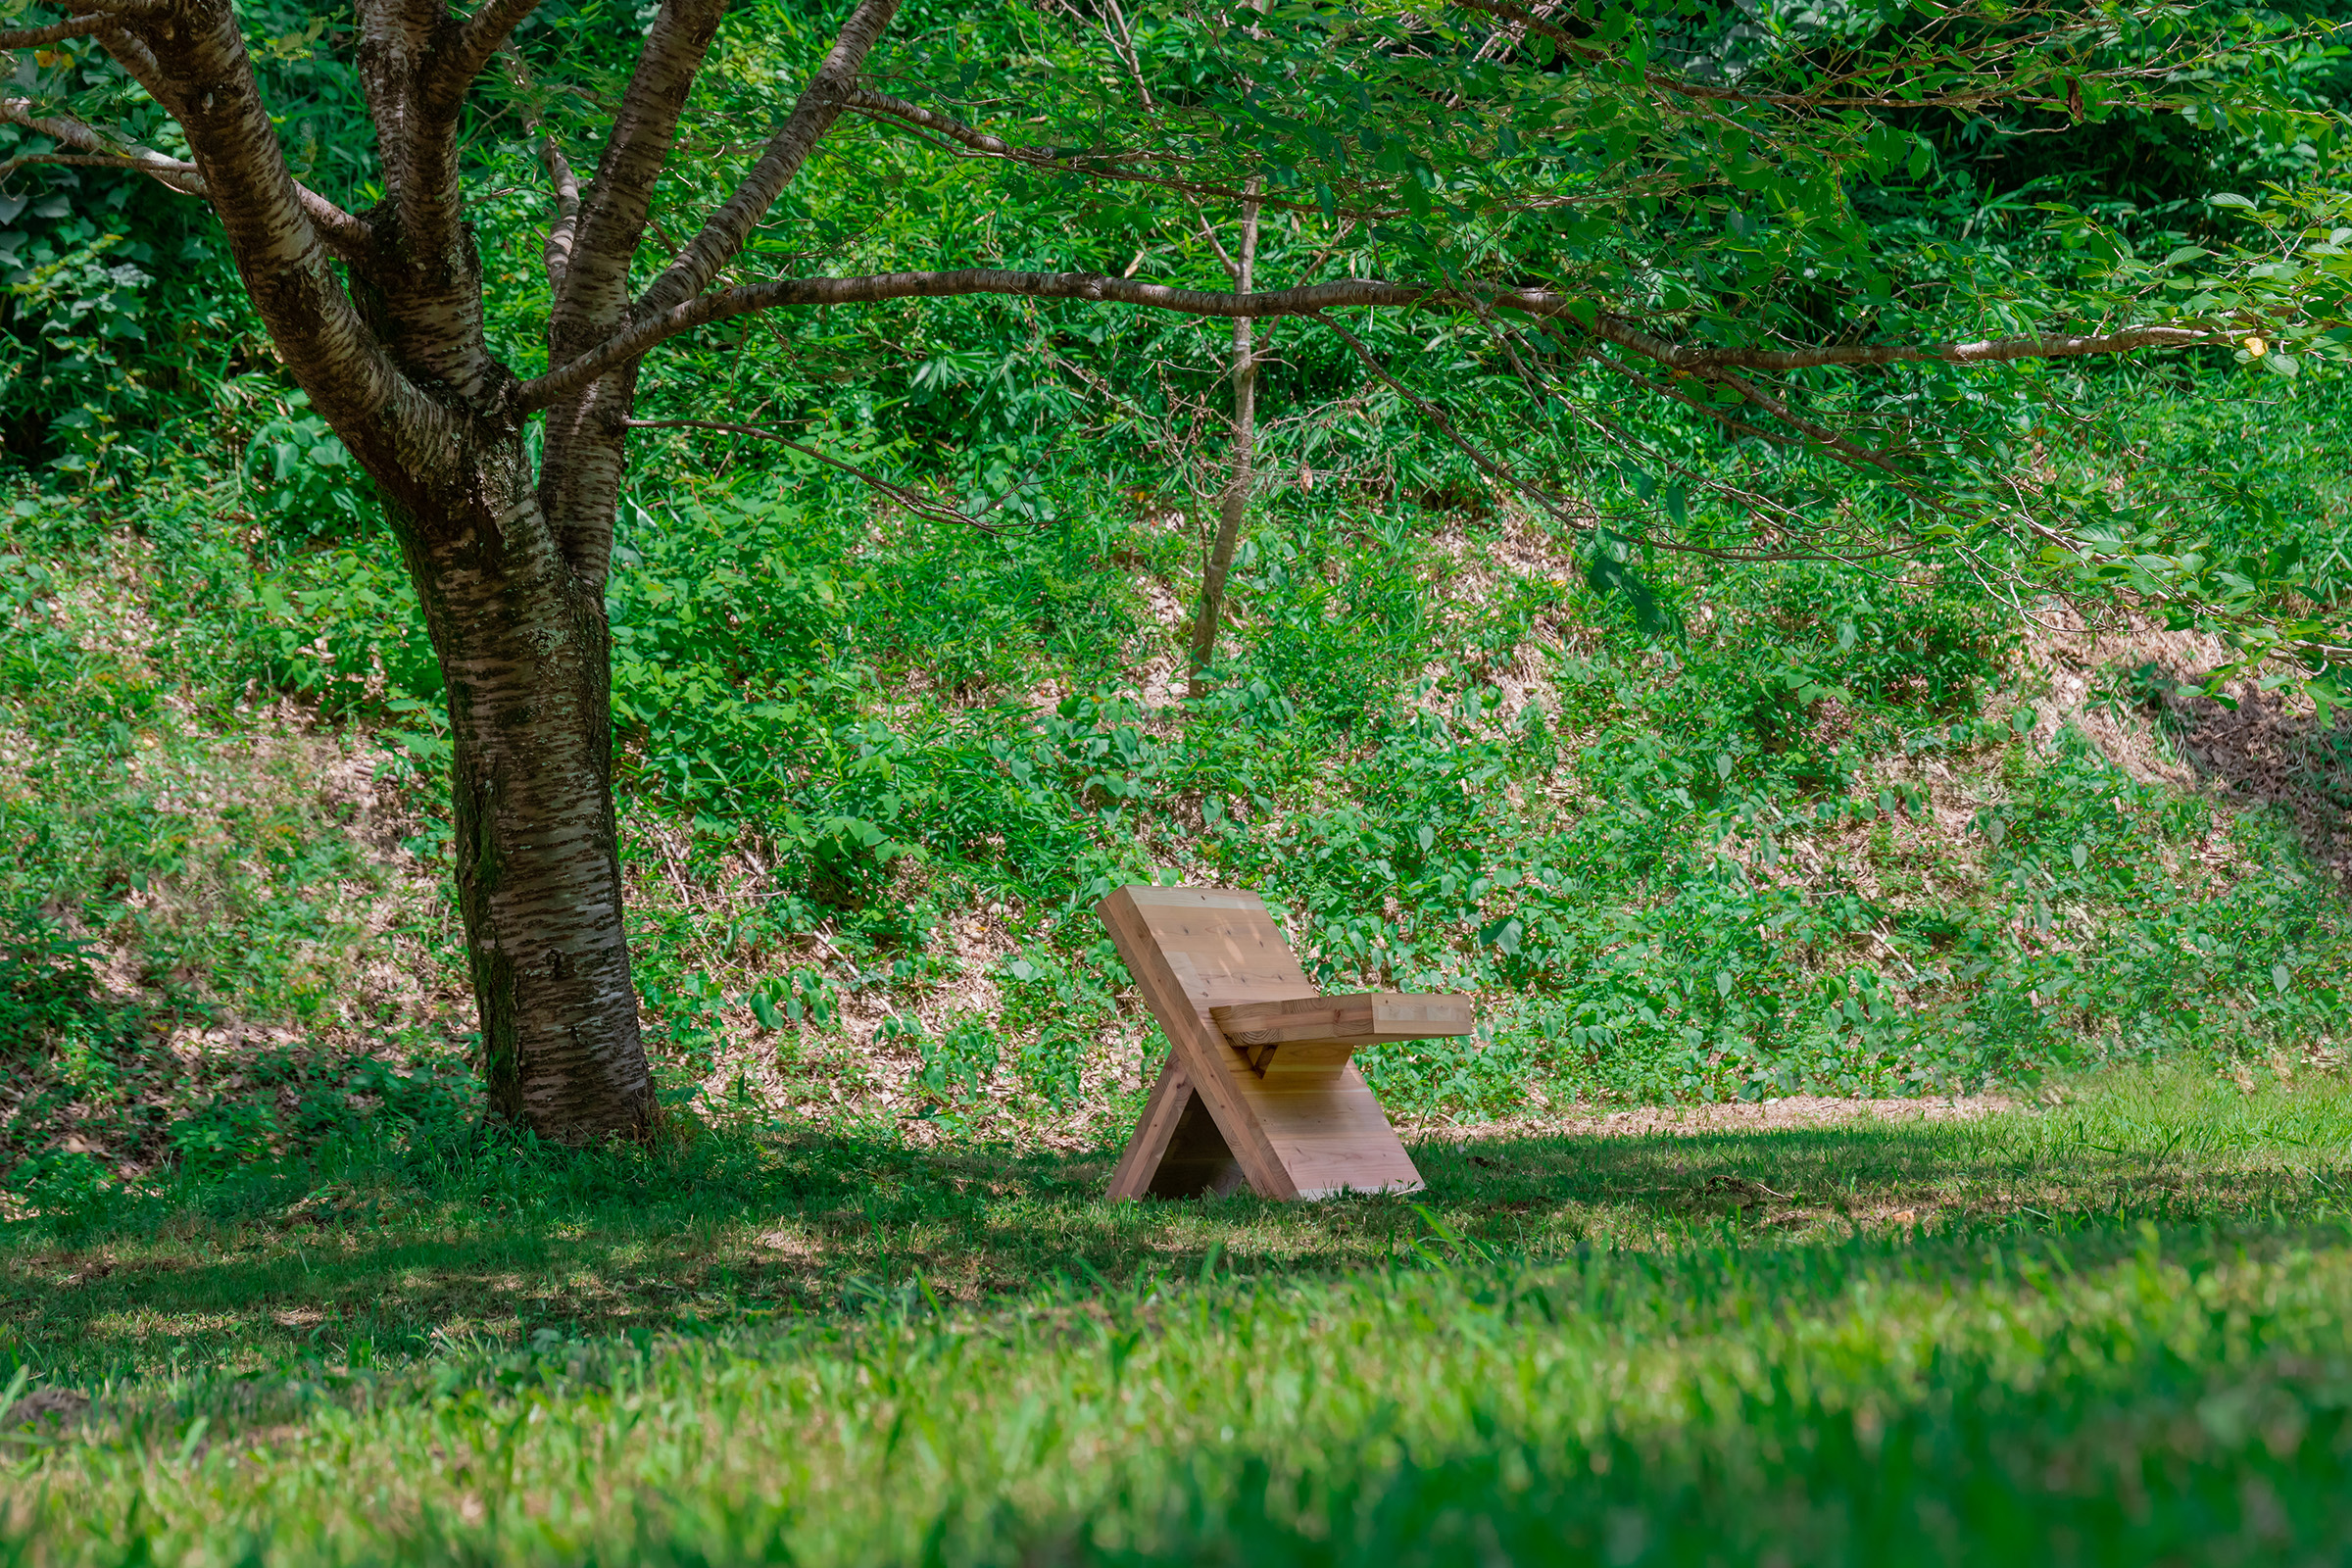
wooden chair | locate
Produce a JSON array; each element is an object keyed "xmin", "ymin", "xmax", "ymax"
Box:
[{"xmin": 1099, "ymin": 884, "xmax": 1474, "ymax": 1200}]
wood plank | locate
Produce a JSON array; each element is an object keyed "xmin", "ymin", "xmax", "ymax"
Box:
[
  {"xmin": 1251, "ymin": 1062, "xmax": 1424, "ymax": 1197},
  {"xmin": 1105, "ymin": 1052, "xmax": 1194, "ymax": 1200},
  {"xmin": 1098, "ymin": 885, "xmax": 1426, "ymax": 1200},
  {"xmin": 1213, "ymin": 992, "xmax": 1475, "ymax": 1081},
  {"xmin": 1256, "ymin": 1039, "xmax": 1357, "ymax": 1078},
  {"xmin": 1098, "ymin": 885, "xmax": 1308, "ymax": 1199},
  {"xmin": 1212, "ymin": 992, "xmax": 1476, "ymax": 1046},
  {"xmin": 1106, "ymin": 1054, "xmax": 1247, "ymax": 1200}
]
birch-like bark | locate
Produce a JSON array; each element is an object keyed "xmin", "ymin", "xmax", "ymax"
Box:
[
  {"xmin": 635, "ymin": 0, "xmax": 903, "ymax": 317},
  {"xmin": 1187, "ymin": 187, "xmax": 1260, "ymax": 698},
  {"xmin": 69, "ymin": 0, "xmax": 662, "ymax": 1143},
  {"xmin": 393, "ymin": 451, "xmax": 654, "ymax": 1141},
  {"xmin": 537, "ymin": 0, "xmax": 727, "ymax": 592}
]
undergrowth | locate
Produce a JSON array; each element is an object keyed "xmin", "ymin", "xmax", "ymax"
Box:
[{"xmin": 1, "ymin": 376, "xmax": 2350, "ymax": 1203}]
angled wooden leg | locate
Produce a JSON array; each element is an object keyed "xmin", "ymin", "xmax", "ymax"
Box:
[
  {"xmin": 1107, "ymin": 1054, "xmax": 1246, "ymax": 1200},
  {"xmin": 1107, "ymin": 1054, "xmax": 1185, "ymax": 1198}
]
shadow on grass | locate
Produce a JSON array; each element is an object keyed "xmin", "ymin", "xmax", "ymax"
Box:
[{"xmin": 3, "ymin": 1102, "xmax": 2340, "ymax": 1383}]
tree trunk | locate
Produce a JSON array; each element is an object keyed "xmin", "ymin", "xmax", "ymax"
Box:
[
  {"xmin": 390, "ymin": 431, "xmax": 655, "ymax": 1143},
  {"xmin": 1186, "ymin": 187, "xmax": 1261, "ymax": 700}
]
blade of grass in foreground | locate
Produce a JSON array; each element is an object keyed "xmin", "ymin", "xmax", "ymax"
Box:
[{"xmin": 3, "ymin": 1069, "xmax": 2350, "ymax": 1564}]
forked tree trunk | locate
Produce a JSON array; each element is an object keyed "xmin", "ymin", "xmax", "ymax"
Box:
[{"xmin": 388, "ymin": 432, "xmax": 654, "ymax": 1141}]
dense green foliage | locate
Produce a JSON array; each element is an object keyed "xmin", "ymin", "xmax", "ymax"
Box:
[
  {"xmin": 8, "ymin": 0, "xmax": 2352, "ymax": 1558},
  {"xmin": 3, "ymin": 366, "xmax": 2349, "ymax": 1193},
  {"xmin": 4, "ymin": 0, "xmax": 2351, "ymax": 1186}
]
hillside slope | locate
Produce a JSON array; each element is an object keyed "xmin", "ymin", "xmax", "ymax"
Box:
[{"xmin": 4, "ymin": 392, "xmax": 2348, "ymax": 1207}]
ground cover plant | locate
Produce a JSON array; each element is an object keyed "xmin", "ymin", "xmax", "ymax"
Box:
[
  {"xmin": 9, "ymin": 0, "xmax": 2352, "ymax": 1558},
  {"xmin": 4, "ymin": 1068, "xmax": 2352, "ymax": 1564},
  {"xmin": 10, "ymin": 0, "xmax": 2351, "ymax": 1141},
  {"xmin": 5, "ymin": 0, "xmax": 2351, "ymax": 1175},
  {"xmin": 5, "ymin": 363, "xmax": 2350, "ymax": 1196}
]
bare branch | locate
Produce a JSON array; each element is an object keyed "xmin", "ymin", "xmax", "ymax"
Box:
[
  {"xmin": 2, "ymin": 94, "xmax": 154, "ymax": 158},
  {"xmin": 0, "ymin": 95, "xmax": 374, "ymax": 260},
  {"xmin": 0, "ymin": 148, "xmax": 196, "ymax": 190},
  {"xmin": 1703, "ymin": 367, "xmax": 1908, "ymax": 475},
  {"xmin": 518, "ymin": 265, "xmax": 2225, "ymax": 410},
  {"xmin": 1188, "ymin": 203, "xmax": 1241, "ymax": 282},
  {"xmin": 1309, "ymin": 309, "xmax": 1587, "ymax": 536},
  {"xmin": 540, "ymin": 0, "xmax": 729, "ymax": 586},
  {"xmin": 1605, "ymin": 318, "xmax": 2221, "ymax": 372},
  {"xmin": 539, "ymin": 130, "xmax": 580, "ymax": 285},
  {"xmin": 73, "ymin": 8, "xmax": 416, "ymax": 453},
  {"xmin": 552, "ymin": 0, "xmax": 728, "ymax": 345},
  {"xmin": 0, "ymin": 13, "xmax": 108, "ymax": 47},
  {"xmin": 1324, "ymin": 310, "xmax": 1891, "ymax": 564},
  {"xmin": 1447, "ymin": 0, "xmax": 2179, "ymax": 114},
  {"xmin": 85, "ymin": 17, "xmax": 190, "ymax": 124},
  {"xmin": 634, "ymin": 0, "xmax": 903, "ymax": 318},
  {"xmin": 837, "ymin": 87, "xmax": 1386, "ymax": 224}
]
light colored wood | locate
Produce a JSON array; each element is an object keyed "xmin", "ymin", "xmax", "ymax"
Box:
[
  {"xmin": 1211, "ymin": 992, "xmax": 1473, "ymax": 1076},
  {"xmin": 1099, "ymin": 885, "xmax": 1310, "ymax": 1199},
  {"xmin": 1213, "ymin": 992, "xmax": 1472, "ymax": 1044},
  {"xmin": 1098, "ymin": 884, "xmax": 1428, "ymax": 1200},
  {"xmin": 1105, "ymin": 1054, "xmax": 1244, "ymax": 1200},
  {"xmin": 1105, "ymin": 1053, "xmax": 1196, "ymax": 1200}
]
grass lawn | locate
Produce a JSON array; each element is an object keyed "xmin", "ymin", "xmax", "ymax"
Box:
[{"xmin": 4, "ymin": 1065, "xmax": 2351, "ymax": 1565}]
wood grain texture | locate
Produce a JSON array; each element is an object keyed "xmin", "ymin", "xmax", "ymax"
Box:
[
  {"xmin": 1211, "ymin": 992, "xmax": 1475, "ymax": 1045},
  {"xmin": 1099, "ymin": 885, "xmax": 1308, "ymax": 1198},
  {"xmin": 1104, "ymin": 1053, "xmax": 1190, "ymax": 1200},
  {"xmin": 1211, "ymin": 991, "xmax": 1472, "ymax": 1076},
  {"xmin": 1104, "ymin": 1054, "xmax": 1241, "ymax": 1200},
  {"xmin": 1097, "ymin": 885, "xmax": 1425, "ymax": 1200}
]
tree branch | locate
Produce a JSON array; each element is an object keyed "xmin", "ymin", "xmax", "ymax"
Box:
[
  {"xmin": 517, "ymin": 265, "xmax": 2224, "ymax": 410},
  {"xmin": 1309, "ymin": 308, "xmax": 1586, "ymax": 536},
  {"xmin": 634, "ymin": 0, "xmax": 902, "ymax": 318},
  {"xmin": 89, "ymin": 19, "xmax": 186, "ymax": 120},
  {"xmin": 0, "ymin": 13, "xmax": 109, "ymax": 47},
  {"xmin": 419, "ymin": 0, "xmax": 547, "ymax": 118},
  {"xmin": 550, "ymin": 0, "xmax": 725, "ymax": 347},
  {"xmin": 538, "ymin": 0, "xmax": 728, "ymax": 588},
  {"xmin": 80, "ymin": 6, "xmax": 417, "ymax": 457},
  {"xmin": 626, "ymin": 417, "xmax": 1013, "ymax": 532},
  {"xmin": 0, "ymin": 95, "xmax": 374, "ymax": 260},
  {"xmin": 1447, "ymin": 0, "xmax": 2172, "ymax": 114},
  {"xmin": 836, "ymin": 87, "xmax": 1387, "ymax": 224},
  {"xmin": 539, "ymin": 128, "xmax": 580, "ymax": 286},
  {"xmin": 0, "ymin": 146, "xmax": 197, "ymax": 190}
]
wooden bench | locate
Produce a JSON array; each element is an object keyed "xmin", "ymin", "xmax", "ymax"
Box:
[{"xmin": 1099, "ymin": 883, "xmax": 1475, "ymax": 1200}]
